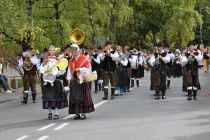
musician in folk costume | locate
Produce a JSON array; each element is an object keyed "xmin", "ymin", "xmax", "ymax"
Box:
[
  {"xmin": 40, "ymin": 45, "xmax": 60, "ymax": 87},
  {"xmin": 90, "ymin": 48, "xmax": 101, "ymax": 93},
  {"xmin": 129, "ymin": 47, "xmax": 145, "ymax": 87},
  {"xmin": 96, "ymin": 46, "xmax": 104, "ymax": 91},
  {"xmin": 99, "ymin": 41, "xmax": 118, "ymax": 100},
  {"xmin": 172, "ymin": 49, "xmax": 183, "ymax": 78},
  {"xmin": 67, "ymin": 44, "xmax": 95, "ymax": 120},
  {"xmin": 40, "ymin": 45, "xmax": 69, "ymax": 119},
  {"xmin": 203, "ymin": 47, "xmax": 210, "ymax": 73},
  {"xmin": 149, "ymin": 42, "xmax": 170, "ymax": 100},
  {"xmin": 115, "ymin": 46, "xmax": 128, "ymax": 96},
  {"xmin": 18, "ymin": 43, "xmax": 39, "ymax": 104},
  {"xmin": 124, "ymin": 46, "xmax": 132, "ymax": 92},
  {"xmin": 179, "ymin": 42, "xmax": 202, "ymax": 100},
  {"xmin": 166, "ymin": 49, "xmax": 175, "ymax": 88}
]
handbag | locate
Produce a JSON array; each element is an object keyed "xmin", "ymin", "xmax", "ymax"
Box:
[{"xmin": 83, "ymin": 71, "xmax": 97, "ymax": 82}]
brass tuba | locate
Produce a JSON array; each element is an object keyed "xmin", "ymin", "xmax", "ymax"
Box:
[
  {"xmin": 69, "ymin": 28, "xmax": 85, "ymax": 45},
  {"xmin": 23, "ymin": 49, "xmax": 39, "ymax": 71}
]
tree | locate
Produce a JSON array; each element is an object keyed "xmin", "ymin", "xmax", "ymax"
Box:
[{"xmin": 165, "ymin": 0, "xmax": 202, "ymax": 48}]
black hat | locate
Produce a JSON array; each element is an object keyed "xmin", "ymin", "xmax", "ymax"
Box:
[
  {"xmin": 133, "ymin": 46, "xmax": 139, "ymax": 51},
  {"xmin": 79, "ymin": 43, "xmax": 86, "ymax": 50},
  {"xmin": 22, "ymin": 42, "xmax": 30, "ymax": 52},
  {"xmin": 105, "ymin": 41, "xmax": 112, "ymax": 46},
  {"xmin": 187, "ymin": 41, "xmax": 196, "ymax": 47},
  {"xmin": 42, "ymin": 47, "xmax": 48, "ymax": 52},
  {"xmin": 157, "ymin": 42, "xmax": 164, "ymax": 47}
]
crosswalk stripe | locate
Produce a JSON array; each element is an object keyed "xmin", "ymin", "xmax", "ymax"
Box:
[
  {"xmin": 62, "ymin": 100, "xmax": 108, "ymax": 120},
  {"xmin": 54, "ymin": 123, "xmax": 69, "ymax": 131},
  {"xmin": 37, "ymin": 136, "xmax": 49, "ymax": 140},
  {"xmin": 62, "ymin": 114, "xmax": 75, "ymax": 120},
  {"xmin": 16, "ymin": 135, "xmax": 29, "ymax": 140},
  {"xmin": 38, "ymin": 123, "xmax": 56, "ymax": 131},
  {"xmin": 62, "ymin": 87, "xmax": 136, "ymax": 120},
  {"xmin": 94, "ymin": 100, "xmax": 108, "ymax": 108}
]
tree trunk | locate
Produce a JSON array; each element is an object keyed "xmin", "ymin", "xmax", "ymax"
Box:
[
  {"xmin": 178, "ymin": 29, "xmax": 182, "ymax": 48},
  {"xmin": 87, "ymin": 0, "xmax": 96, "ymax": 47},
  {"xmin": 26, "ymin": 0, "xmax": 33, "ymax": 26},
  {"xmin": 54, "ymin": 0, "xmax": 64, "ymax": 47},
  {"xmin": 109, "ymin": 0, "xmax": 117, "ymax": 42}
]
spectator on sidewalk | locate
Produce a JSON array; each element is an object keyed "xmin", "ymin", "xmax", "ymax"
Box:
[
  {"xmin": 203, "ymin": 47, "xmax": 210, "ymax": 73},
  {"xmin": 0, "ymin": 57, "xmax": 13, "ymax": 93}
]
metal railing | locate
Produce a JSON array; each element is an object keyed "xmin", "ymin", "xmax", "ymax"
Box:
[{"xmin": 8, "ymin": 76, "xmax": 22, "ymax": 89}]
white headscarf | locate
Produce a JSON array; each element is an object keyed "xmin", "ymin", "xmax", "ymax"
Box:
[{"xmin": 70, "ymin": 44, "xmax": 80, "ymax": 52}]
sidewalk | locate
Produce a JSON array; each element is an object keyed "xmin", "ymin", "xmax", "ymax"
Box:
[
  {"xmin": 0, "ymin": 83, "xmax": 98, "ymax": 104},
  {"xmin": 0, "ymin": 85, "xmax": 41, "ymax": 104}
]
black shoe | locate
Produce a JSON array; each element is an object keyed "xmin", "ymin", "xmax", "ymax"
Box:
[
  {"xmin": 21, "ymin": 94, "xmax": 28, "ymax": 104},
  {"xmin": 111, "ymin": 96, "xmax": 115, "ymax": 99},
  {"xmin": 102, "ymin": 97, "xmax": 108, "ymax": 100},
  {"xmin": 167, "ymin": 80, "xmax": 170, "ymax": 89},
  {"xmin": 54, "ymin": 115, "xmax": 59, "ymax": 120},
  {"xmin": 80, "ymin": 114, "xmax": 86, "ymax": 120},
  {"xmin": 21, "ymin": 98, "xmax": 28, "ymax": 104},
  {"xmin": 48, "ymin": 113, "xmax": 53, "ymax": 119},
  {"xmin": 21, "ymin": 100, "xmax": 27, "ymax": 104},
  {"xmin": 193, "ymin": 97, "xmax": 197, "ymax": 100},
  {"xmin": 188, "ymin": 97, "xmax": 192, "ymax": 100},
  {"xmin": 162, "ymin": 96, "xmax": 166, "ymax": 99},
  {"xmin": 32, "ymin": 93, "xmax": 37, "ymax": 103},
  {"xmin": 155, "ymin": 96, "xmax": 160, "ymax": 100},
  {"xmin": 74, "ymin": 114, "xmax": 80, "ymax": 120},
  {"xmin": 33, "ymin": 100, "xmax": 37, "ymax": 103}
]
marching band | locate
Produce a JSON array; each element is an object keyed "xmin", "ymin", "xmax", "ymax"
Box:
[{"xmin": 16, "ymin": 28, "xmax": 208, "ymax": 120}]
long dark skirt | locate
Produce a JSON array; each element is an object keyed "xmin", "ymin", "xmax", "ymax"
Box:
[
  {"xmin": 115, "ymin": 68, "xmax": 127, "ymax": 91},
  {"xmin": 182, "ymin": 66, "xmax": 189, "ymax": 92},
  {"xmin": 138, "ymin": 65, "xmax": 145, "ymax": 78},
  {"xmin": 131, "ymin": 65, "xmax": 144, "ymax": 79},
  {"xmin": 166, "ymin": 65, "xmax": 173, "ymax": 78},
  {"xmin": 42, "ymin": 80, "xmax": 68, "ymax": 109},
  {"xmin": 150, "ymin": 67, "xmax": 167, "ymax": 91},
  {"xmin": 173, "ymin": 64, "xmax": 182, "ymax": 78},
  {"xmin": 69, "ymin": 82, "xmax": 95, "ymax": 114}
]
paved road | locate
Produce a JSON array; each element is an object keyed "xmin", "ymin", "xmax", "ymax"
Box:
[{"xmin": 0, "ymin": 69, "xmax": 210, "ymax": 140}]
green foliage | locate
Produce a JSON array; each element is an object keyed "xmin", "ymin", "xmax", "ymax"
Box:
[
  {"xmin": 0, "ymin": 0, "xmax": 207, "ymax": 54},
  {"xmin": 166, "ymin": 5, "xmax": 202, "ymax": 48},
  {"xmin": 0, "ymin": 0, "xmax": 26, "ymax": 45}
]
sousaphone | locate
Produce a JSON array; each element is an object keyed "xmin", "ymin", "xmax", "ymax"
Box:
[{"xmin": 69, "ymin": 28, "xmax": 85, "ymax": 45}]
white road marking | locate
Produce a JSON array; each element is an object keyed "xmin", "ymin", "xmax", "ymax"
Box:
[
  {"xmin": 62, "ymin": 114, "xmax": 75, "ymax": 120},
  {"xmin": 37, "ymin": 136, "xmax": 49, "ymax": 140},
  {"xmin": 94, "ymin": 100, "xmax": 108, "ymax": 108},
  {"xmin": 38, "ymin": 123, "xmax": 56, "ymax": 131},
  {"xmin": 16, "ymin": 135, "xmax": 29, "ymax": 140},
  {"xmin": 54, "ymin": 123, "xmax": 69, "ymax": 131},
  {"xmin": 16, "ymin": 86, "xmax": 136, "ymax": 140},
  {"xmin": 62, "ymin": 100, "xmax": 108, "ymax": 120}
]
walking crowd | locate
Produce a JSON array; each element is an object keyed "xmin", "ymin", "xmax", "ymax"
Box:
[{"xmin": 1, "ymin": 39, "xmax": 210, "ymax": 120}]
